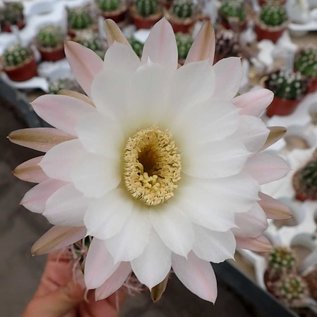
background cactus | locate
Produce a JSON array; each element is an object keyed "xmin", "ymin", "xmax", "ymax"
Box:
[
  {"xmin": 36, "ymin": 26, "xmax": 64, "ymax": 48},
  {"xmin": 295, "ymin": 48, "xmax": 317, "ymax": 79},
  {"xmin": 266, "ymin": 71, "xmax": 307, "ymax": 100},
  {"xmin": 172, "ymin": 0, "xmax": 194, "ymax": 19},
  {"xmin": 49, "ymin": 78, "xmax": 82, "ymax": 94},
  {"xmin": 260, "ymin": 4, "xmax": 287, "ymax": 27},
  {"xmin": 175, "ymin": 33, "xmax": 193, "ymax": 60},
  {"xmin": 75, "ymin": 33, "xmax": 105, "ymax": 58},
  {"xmin": 219, "ymin": 0, "xmax": 245, "ymax": 22},
  {"xmin": 267, "ymin": 247, "xmax": 297, "ymax": 275},
  {"xmin": 3, "ymin": 45, "xmax": 32, "ymax": 68},
  {"xmin": 0, "ymin": 2, "xmax": 23, "ymax": 24},
  {"xmin": 96, "ymin": 0, "xmax": 120, "ymax": 12},
  {"xmin": 68, "ymin": 8, "xmax": 93, "ymax": 30},
  {"xmin": 136, "ymin": 0, "xmax": 158, "ymax": 17},
  {"xmin": 129, "ymin": 37, "xmax": 144, "ymax": 57}
]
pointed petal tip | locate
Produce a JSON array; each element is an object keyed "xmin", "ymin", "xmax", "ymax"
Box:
[{"xmin": 263, "ymin": 126, "xmax": 287, "ymax": 150}]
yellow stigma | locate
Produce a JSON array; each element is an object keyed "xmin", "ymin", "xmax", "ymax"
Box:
[{"xmin": 123, "ymin": 127, "xmax": 181, "ymax": 206}]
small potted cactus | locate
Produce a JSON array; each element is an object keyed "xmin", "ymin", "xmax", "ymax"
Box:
[
  {"xmin": 130, "ymin": 0, "xmax": 163, "ymax": 29},
  {"xmin": 36, "ymin": 26, "xmax": 65, "ymax": 62},
  {"xmin": 0, "ymin": 2, "xmax": 25, "ymax": 33},
  {"xmin": 255, "ymin": 4, "xmax": 288, "ymax": 43},
  {"xmin": 129, "ymin": 37, "xmax": 144, "ymax": 57},
  {"xmin": 264, "ymin": 247, "xmax": 297, "ymax": 293},
  {"xmin": 175, "ymin": 33, "xmax": 193, "ymax": 64},
  {"xmin": 74, "ymin": 33, "xmax": 106, "ymax": 59},
  {"xmin": 294, "ymin": 47, "xmax": 317, "ymax": 93},
  {"xmin": 292, "ymin": 158, "xmax": 317, "ymax": 201},
  {"xmin": 1, "ymin": 44, "xmax": 37, "ymax": 82},
  {"xmin": 265, "ymin": 70, "xmax": 308, "ymax": 117},
  {"xmin": 95, "ymin": 0, "xmax": 127, "ymax": 23},
  {"xmin": 67, "ymin": 7, "xmax": 94, "ymax": 38},
  {"xmin": 218, "ymin": 0, "xmax": 246, "ymax": 32},
  {"xmin": 258, "ymin": 0, "xmax": 286, "ymax": 6},
  {"xmin": 214, "ymin": 29, "xmax": 239, "ymax": 63},
  {"xmin": 167, "ymin": 0, "xmax": 198, "ymax": 33}
]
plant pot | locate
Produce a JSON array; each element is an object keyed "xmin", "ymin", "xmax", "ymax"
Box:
[
  {"xmin": 254, "ymin": 19, "xmax": 287, "ymax": 43},
  {"xmin": 167, "ymin": 13, "xmax": 196, "ymax": 33},
  {"xmin": 1, "ymin": 19, "xmax": 25, "ymax": 32},
  {"xmin": 130, "ymin": 6, "xmax": 163, "ymax": 29},
  {"xmin": 266, "ymin": 95, "xmax": 301, "ymax": 117},
  {"xmin": 38, "ymin": 45, "xmax": 65, "ymax": 62},
  {"xmin": 307, "ymin": 77, "xmax": 317, "ymax": 93},
  {"xmin": 4, "ymin": 57, "xmax": 37, "ymax": 82},
  {"xmin": 258, "ymin": 0, "xmax": 286, "ymax": 6},
  {"xmin": 218, "ymin": 13, "xmax": 247, "ymax": 32},
  {"xmin": 100, "ymin": 5, "xmax": 127, "ymax": 23}
]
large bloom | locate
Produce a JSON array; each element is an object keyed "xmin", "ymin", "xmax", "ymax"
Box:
[{"xmin": 11, "ymin": 19, "xmax": 290, "ymax": 303}]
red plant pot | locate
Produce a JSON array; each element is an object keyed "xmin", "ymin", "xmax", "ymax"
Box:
[
  {"xmin": 4, "ymin": 58, "xmax": 37, "ymax": 82},
  {"xmin": 219, "ymin": 14, "xmax": 247, "ymax": 32},
  {"xmin": 258, "ymin": 0, "xmax": 286, "ymax": 6},
  {"xmin": 100, "ymin": 6, "xmax": 127, "ymax": 23},
  {"xmin": 168, "ymin": 16, "xmax": 196, "ymax": 33},
  {"xmin": 130, "ymin": 6, "xmax": 163, "ymax": 29},
  {"xmin": 38, "ymin": 46, "xmax": 65, "ymax": 62},
  {"xmin": 1, "ymin": 19, "xmax": 25, "ymax": 32},
  {"xmin": 307, "ymin": 77, "xmax": 317, "ymax": 93},
  {"xmin": 254, "ymin": 21, "xmax": 286, "ymax": 43},
  {"xmin": 266, "ymin": 95, "xmax": 301, "ymax": 117}
]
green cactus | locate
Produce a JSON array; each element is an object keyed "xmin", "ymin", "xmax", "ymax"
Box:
[
  {"xmin": 136, "ymin": 0, "xmax": 158, "ymax": 17},
  {"xmin": 129, "ymin": 37, "xmax": 144, "ymax": 57},
  {"xmin": 1, "ymin": 2, "xmax": 23, "ymax": 24},
  {"xmin": 175, "ymin": 33, "xmax": 193, "ymax": 60},
  {"xmin": 3, "ymin": 44, "xmax": 32, "ymax": 67},
  {"xmin": 48, "ymin": 78, "xmax": 82, "ymax": 94},
  {"xmin": 260, "ymin": 5, "xmax": 287, "ymax": 27},
  {"xmin": 36, "ymin": 26, "xmax": 64, "ymax": 48},
  {"xmin": 75, "ymin": 34, "xmax": 105, "ymax": 58},
  {"xmin": 266, "ymin": 71, "xmax": 308, "ymax": 100},
  {"xmin": 68, "ymin": 8, "xmax": 93, "ymax": 30},
  {"xmin": 295, "ymin": 48, "xmax": 317, "ymax": 79},
  {"xmin": 274, "ymin": 274, "xmax": 309, "ymax": 306},
  {"xmin": 267, "ymin": 247, "xmax": 297, "ymax": 274},
  {"xmin": 219, "ymin": 0, "xmax": 245, "ymax": 22},
  {"xmin": 96, "ymin": 0, "xmax": 120, "ymax": 12},
  {"xmin": 172, "ymin": 0, "xmax": 194, "ymax": 19}
]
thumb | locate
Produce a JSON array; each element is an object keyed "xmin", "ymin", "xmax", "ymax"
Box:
[{"xmin": 23, "ymin": 281, "xmax": 84, "ymax": 317}]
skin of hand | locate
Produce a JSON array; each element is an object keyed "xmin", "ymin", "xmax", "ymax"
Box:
[{"xmin": 22, "ymin": 251, "xmax": 124, "ymax": 317}]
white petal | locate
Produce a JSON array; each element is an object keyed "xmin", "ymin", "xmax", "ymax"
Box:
[
  {"xmin": 71, "ymin": 153, "xmax": 120, "ymax": 198},
  {"xmin": 212, "ymin": 57, "xmax": 242, "ymax": 100},
  {"xmin": 172, "ymin": 252, "xmax": 218, "ymax": 303},
  {"xmin": 193, "ymin": 227, "xmax": 236, "ymax": 263},
  {"xmin": 132, "ymin": 232, "xmax": 171, "ymax": 289},
  {"xmin": 150, "ymin": 205, "xmax": 194, "ymax": 257},
  {"xmin": 245, "ymin": 153, "xmax": 290, "ymax": 184},
  {"xmin": 84, "ymin": 188, "xmax": 133, "ymax": 240},
  {"xmin": 76, "ymin": 112, "xmax": 123, "ymax": 158},
  {"xmin": 44, "ymin": 184, "xmax": 88, "ymax": 226},
  {"xmin": 183, "ymin": 139, "xmax": 250, "ymax": 179},
  {"xmin": 40, "ymin": 140, "xmax": 85, "ymax": 182},
  {"xmin": 105, "ymin": 207, "xmax": 151, "ymax": 262},
  {"xmin": 84, "ymin": 239, "xmax": 119, "ymax": 289},
  {"xmin": 95, "ymin": 262, "xmax": 131, "ymax": 301},
  {"xmin": 21, "ymin": 179, "xmax": 65, "ymax": 213},
  {"xmin": 141, "ymin": 18, "xmax": 178, "ymax": 69},
  {"xmin": 234, "ymin": 204, "xmax": 268, "ymax": 238}
]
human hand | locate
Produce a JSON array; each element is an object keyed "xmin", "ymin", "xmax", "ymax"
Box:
[{"xmin": 22, "ymin": 251, "xmax": 124, "ymax": 317}]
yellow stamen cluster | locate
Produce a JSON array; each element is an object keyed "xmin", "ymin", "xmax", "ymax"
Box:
[{"xmin": 123, "ymin": 127, "xmax": 181, "ymax": 206}]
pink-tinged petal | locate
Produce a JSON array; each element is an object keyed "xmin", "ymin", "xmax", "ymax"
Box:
[
  {"xmin": 141, "ymin": 18, "xmax": 178, "ymax": 69},
  {"xmin": 104, "ymin": 19, "xmax": 130, "ymax": 46},
  {"xmin": 193, "ymin": 227, "xmax": 235, "ymax": 263},
  {"xmin": 8, "ymin": 128, "xmax": 74, "ymax": 152},
  {"xmin": 185, "ymin": 21, "xmax": 215, "ymax": 65},
  {"xmin": 84, "ymin": 239, "xmax": 120, "ymax": 289},
  {"xmin": 212, "ymin": 57, "xmax": 243, "ymax": 100},
  {"xmin": 31, "ymin": 226, "xmax": 86, "ymax": 256},
  {"xmin": 44, "ymin": 184, "xmax": 88, "ymax": 226},
  {"xmin": 172, "ymin": 252, "xmax": 218, "ymax": 303},
  {"xmin": 32, "ymin": 95, "xmax": 94, "ymax": 136},
  {"xmin": 95, "ymin": 262, "xmax": 131, "ymax": 301},
  {"xmin": 14, "ymin": 156, "xmax": 48, "ymax": 183},
  {"xmin": 131, "ymin": 232, "xmax": 171, "ymax": 289},
  {"xmin": 58, "ymin": 89, "xmax": 95, "ymax": 107},
  {"xmin": 21, "ymin": 179, "xmax": 65, "ymax": 213},
  {"xmin": 64, "ymin": 41, "xmax": 103, "ymax": 96},
  {"xmin": 236, "ymin": 235, "xmax": 272, "ymax": 252},
  {"xmin": 245, "ymin": 153, "xmax": 290, "ymax": 184},
  {"xmin": 150, "ymin": 206, "xmax": 194, "ymax": 257},
  {"xmin": 258, "ymin": 192, "xmax": 292, "ymax": 220},
  {"xmin": 40, "ymin": 140, "xmax": 85, "ymax": 182},
  {"xmin": 233, "ymin": 88, "xmax": 274, "ymax": 117},
  {"xmin": 234, "ymin": 204, "xmax": 268, "ymax": 238}
]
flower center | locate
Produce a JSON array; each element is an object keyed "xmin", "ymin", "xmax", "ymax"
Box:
[{"xmin": 122, "ymin": 127, "xmax": 181, "ymax": 206}]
